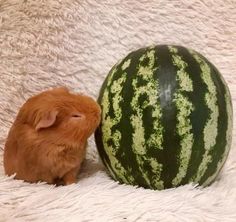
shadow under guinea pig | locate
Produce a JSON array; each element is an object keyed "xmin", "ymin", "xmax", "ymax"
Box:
[{"xmin": 78, "ymin": 158, "xmax": 106, "ymax": 180}]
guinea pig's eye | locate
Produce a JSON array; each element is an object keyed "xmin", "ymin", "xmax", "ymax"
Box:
[{"xmin": 71, "ymin": 112, "xmax": 85, "ymax": 119}]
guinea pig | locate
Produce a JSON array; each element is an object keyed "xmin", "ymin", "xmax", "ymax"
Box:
[{"xmin": 3, "ymin": 87, "xmax": 101, "ymax": 185}]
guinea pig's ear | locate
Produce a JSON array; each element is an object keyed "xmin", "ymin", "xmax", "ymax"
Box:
[{"xmin": 35, "ymin": 110, "xmax": 59, "ymax": 131}]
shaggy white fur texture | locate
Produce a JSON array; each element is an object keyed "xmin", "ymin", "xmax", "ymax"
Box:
[{"xmin": 0, "ymin": 0, "xmax": 235, "ymax": 221}]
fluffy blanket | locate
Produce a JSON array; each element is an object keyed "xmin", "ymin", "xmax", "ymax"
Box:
[{"xmin": 0, "ymin": 0, "xmax": 235, "ymax": 221}]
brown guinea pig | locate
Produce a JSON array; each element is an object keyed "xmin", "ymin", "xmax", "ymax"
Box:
[{"xmin": 3, "ymin": 87, "xmax": 101, "ymax": 185}]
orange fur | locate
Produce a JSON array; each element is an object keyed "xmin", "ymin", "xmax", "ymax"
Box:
[{"xmin": 3, "ymin": 87, "xmax": 101, "ymax": 185}]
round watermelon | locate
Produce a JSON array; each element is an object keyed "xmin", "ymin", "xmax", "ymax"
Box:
[{"xmin": 95, "ymin": 45, "xmax": 233, "ymax": 190}]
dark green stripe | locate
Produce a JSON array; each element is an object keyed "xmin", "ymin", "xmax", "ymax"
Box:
[
  {"xmin": 199, "ymin": 62, "xmax": 228, "ymax": 185},
  {"xmin": 177, "ymin": 47, "xmax": 210, "ymax": 185},
  {"xmin": 94, "ymin": 126, "xmax": 113, "ymax": 176},
  {"xmin": 156, "ymin": 45, "xmax": 180, "ymax": 188},
  {"xmin": 112, "ymin": 48, "xmax": 150, "ymax": 187}
]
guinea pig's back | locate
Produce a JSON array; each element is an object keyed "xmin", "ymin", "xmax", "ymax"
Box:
[{"xmin": 4, "ymin": 125, "xmax": 18, "ymax": 176}]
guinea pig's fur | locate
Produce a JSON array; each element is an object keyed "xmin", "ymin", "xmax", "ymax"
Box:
[{"xmin": 3, "ymin": 87, "xmax": 101, "ymax": 185}]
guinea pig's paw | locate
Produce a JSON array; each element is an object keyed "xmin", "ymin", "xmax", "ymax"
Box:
[
  {"xmin": 54, "ymin": 177, "xmax": 65, "ymax": 187},
  {"xmin": 63, "ymin": 177, "xmax": 77, "ymax": 186},
  {"xmin": 62, "ymin": 168, "xmax": 79, "ymax": 185}
]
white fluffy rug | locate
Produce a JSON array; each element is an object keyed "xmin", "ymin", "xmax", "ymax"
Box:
[{"xmin": 0, "ymin": 0, "xmax": 236, "ymax": 221}]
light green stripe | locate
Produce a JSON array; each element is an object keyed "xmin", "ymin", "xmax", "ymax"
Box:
[
  {"xmin": 169, "ymin": 46, "xmax": 195, "ymax": 186},
  {"xmin": 101, "ymin": 90, "xmax": 116, "ymax": 179},
  {"xmin": 122, "ymin": 59, "xmax": 131, "ymax": 70},
  {"xmin": 202, "ymin": 87, "xmax": 233, "ymax": 186},
  {"xmin": 100, "ymin": 65, "xmax": 119, "ymax": 179},
  {"xmin": 139, "ymin": 48, "xmax": 164, "ymax": 149},
  {"xmin": 190, "ymin": 51, "xmax": 219, "ymax": 183},
  {"xmin": 101, "ymin": 62, "xmax": 134, "ymax": 183},
  {"xmin": 130, "ymin": 47, "xmax": 164, "ymax": 189}
]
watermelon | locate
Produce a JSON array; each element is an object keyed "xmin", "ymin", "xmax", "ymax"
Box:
[{"xmin": 95, "ymin": 45, "xmax": 233, "ymax": 190}]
